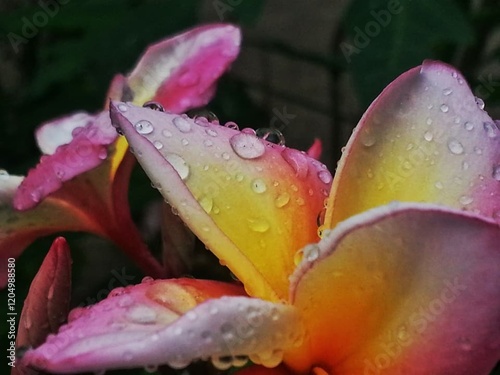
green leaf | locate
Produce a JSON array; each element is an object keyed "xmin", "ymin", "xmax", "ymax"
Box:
[{"xmin": 341, "ymin": 0, "xmax": 475, "ymax": 107}]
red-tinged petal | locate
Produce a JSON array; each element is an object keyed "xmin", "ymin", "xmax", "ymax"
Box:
[
  {"xmin": 236, "ymin": 364, "xmax": 296, "ymax": 375},
  {"xmin": 16, "ymin": 237, "xmax": 72, "ymax": 349},
  {"xmin": 35, "ymin": 112, "xmax": 96, "ymax": 155},
  {"xmin": 127, "ymin": 24, "xmax": 241, "ymax": 112},
  {"xmin": 14, "ymin": 111, "xmax": 117, "ymax": 211},
  {"xmin": 287, "ymin": 203, "xmax": 500, "ymax": 375},
  {"xmin": 306, "ymin": 138, "xmax": 322, "ymax": 160},
  {"xmin": 110, "ymin": 102, "xmax": 332, "ymax": 301},
  {"xmin": 22, "ymin": 279, "xmax": 304, "ymax": 373},
  {"xmin": 325, "ymin": 60, "xmax": 500, "ymax": 228}
]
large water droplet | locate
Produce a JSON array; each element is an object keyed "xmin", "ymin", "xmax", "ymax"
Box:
[
  {"xmin": 251, "ymin": 179, "xmax": 267, "ymax": 193},
  {"xmin": 256, "ymin": 128, "xmax": 285, "ymax": 146},
  {"xmin": 230, "ymin": 133, "xmax": 266, "ymax": 159},
  {"xmin": 281, "ymin": 148, "xmax": 309, "ymax": 179},
  {"xmin": 447, "ymin": 139, "xmax": 464, "ymax": 155},
  {"xmin": 275, "ymin": 192, "xmax": 290, "ymax": 208},
  {"xmin": 143, "ymin": 101, "xmax": 164, "ymax": 112},
  {"xmin": 224, "ymin": 121, "xmax": 239, "ymax": 130},
  {"xmin": 135, "ymin": 120, "xmax": 154, "ymax": 135},
  {"xmin": 173, "ymin": 116, "xmax": 192, "ymax": 133},
  {"xmin": 165, "ymin": 153, "xmax": 190, "ymax": 180},
  {"xmin": 248, "ymin": 218, "xmax": 270, "ymax": 232},
  {"xmin": 317, "ymin": 170, "xmax": 332, "ymax": 184}
]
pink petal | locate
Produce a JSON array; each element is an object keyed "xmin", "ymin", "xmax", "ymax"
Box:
[
  {"xmin": 16, "ymin": 237, "xmax": 72, "ymax": 349},
  {"xmin": 126, "ymin": 24, "xmax": 241, "ymax": 112},
  {"xmin": 22, "ymin": 279, "xmax": 303, "ymax": 373},
  {"xmin": 306, "ymin": 138, "xmax": 322, "ymax": 160},
  {"xmin": 13, "ymin": 111, "xmax": 117, "ymax": 210},
  {"xmin": 35, "ymin": 112, "xmax": 96, "ymax": 155},
  {"xmin": 326, "ymin": 60, "xmax": 500, "ymax": 228},
  {"xmin": 287, "ymin": 203, "xmax": 500, "ymax": 375}
]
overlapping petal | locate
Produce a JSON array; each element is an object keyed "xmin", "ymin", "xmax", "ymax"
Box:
[
  {"xmin": 325, "ymin": 60, "xmax": 500, "ymax": 228},
  {"xmin": 110, "ymin": 102, "xmax": 332, "ymax": 301},
  {"xmin": 22, "ymin": 279, "xmax": 304, "ymax": 373},
  {"xmin": 287, "ymin": 203, "xmax": 500, "ymax": 375}
]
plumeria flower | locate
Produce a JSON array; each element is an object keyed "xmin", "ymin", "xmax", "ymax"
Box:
[
  {"xmin": 0, "ymin": 24, "xmax": 241, "ymax": 285},
  {"xmin": 22, "ymin": 60, "xmax": 500, "ymax": 375}
]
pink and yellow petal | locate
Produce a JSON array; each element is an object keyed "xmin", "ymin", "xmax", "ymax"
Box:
[
  {"xmin": 287, "ymin": 203, "xmax": 500, "ymax": 375},
  {"xmin": 325, "ymin": 60, "xmax": 500, "ymax": 228},
  {"xmin": 111, "ymin": 102, "xmax": 332, "ymax": 301},
  {"xmin": 22, "ymin": 279, "xmax": 303, "ymax": 373},
  {"xmin": 127, "ymin": 24, "xmax": 241, "ymax": 112}
]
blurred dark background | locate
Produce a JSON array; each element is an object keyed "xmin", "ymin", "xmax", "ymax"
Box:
[{"xmin": 1, "ymin": 0, "xmax": 499, "ymax": 374}]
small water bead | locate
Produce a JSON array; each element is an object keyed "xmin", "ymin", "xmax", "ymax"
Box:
[
  {"xmin": 222, "ymin": 152, "xmax": 230, "ymax": 160},
  {"xmin": 251, "ymin": 179, "xmax": 267, "ymax": 193},
  {"xmin": 173, "ymin": 116, "xmax": 192, "ymax": 133},
  {"xmin": 241, "ymin": 128, "xmax": 257, "ymax": 135},
  {"xmin": 187, "ymin": 108, "xmax": 219, "ymax": 123},
  {"xmin": 434, "ymin": 181, "xmax": 443, "ymax": 190},
  {"xmin": 483, "ymin": 122, "xmax": 498, "ymax": 138},
  {"xmin": 296, "ymin": 197, "xmax": 305, "ymax": 206},
  {"xmin": 492, "ymin": 165, "xmax": 500, "ymax": 181},
  {"xmin": 181, "ymin": 138, "xmax": 189, "ymax": 146},
  {"xmin": 464, "ymin": 122, "xmax": 474, "ymax": 131},
  {"xmin": 426, "ymin": 118, "xmax": 432, "ymax": 125},
  {"xmin": 144, "ymin": 364, "xmax": 158, "ymax": 373},
  {"xmin": 224, "ymin": 121, "xmax": 239, "ymax": 130},
  {"xmin": 475, "ymin": 97, "xmax": 485, "ymax": 110},
  {"xmin": 447, "ymin": 139, "xmax": 464, "ymax": 155},
  {"xmin": 117, "ymin": 103, "xmax": 128, "ymax": 112},
  {"xmin": 203, "ymin": 139, "xmax": 213, "ymax": 148},
  {"xmin": 142, "ymin": 101, "xmax": 164, "ymax": 112},
  {"xmin": 474, "ymin": 147, "xmax": 483, "ymax": 155},
  {"xmin": 248, "ymin": 218, "xmax": 270, "ymax": 233},
  {"xmin": 360, "ymin": 129, "xmax": 376, "ymax": 147},
  {"xmin": 230, "ymin": 133, "xmax": 266, "ymax": 159},
  {"xmin": 153, "ymin": 140, "xmax": 163, "ymax": 150},
  {"xmin": 211, "ymin": 356, "xmax": 233, "ymax": 370},
  {"xmin": 443, "ymin": 88, "xmax": 453, "ymax": 96},
  {"xmin": 303, "ymin": 244, "xmax": 320, "ymax": 262},
  {"xmin": 275, "ymin": 192, "xmax": 290, "ymax": 208},
  {"xmin": 168, "ymin": 355, "xmax": 190, "ymax": 369},
  {"xmin": 440, "ymin": 104, "xmax": 449, "ymax": 113},
  {"xmin": 423, "ymin": 131, "xmax": 434, "ymax": 142},
  {"xmin": 459, "ymin": 195, "xmax": 473, "ymax": 205},
  {"xmin": 135, "ymin": 120, "xmax": 154, "ymax": 135},
  {"xmin": 199, "ymin": 196, "xmax": 213, "ymax": 214},
  {"xmin": 462, "ymin": 161, "xmax": 469, "ymax": 171},
  {"xmin": 256, "ymin": 128, "xmax": 286, "ymax": 146},
  {"xmin": 165, "ymin": 153, "xmax": 190, "ymax": 180},
  {"xmin": 206, "ymin": 129, "xmax": 218, "ymax": 137}
]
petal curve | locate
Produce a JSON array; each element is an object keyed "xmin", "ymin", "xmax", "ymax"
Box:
[
  {"xmin": 22, "ymin": 279, "xmax": 303, "ymax": 373},
  {"xmin": 325, "ymin": 60, "xmax": 500, "ymax": 228},
  {"xmin": 288, "ymin": 203, "xmax": 500, "ymax": 375}
]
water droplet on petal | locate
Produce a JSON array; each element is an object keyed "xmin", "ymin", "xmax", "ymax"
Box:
[
  {"xmin": 224, "ymin": 121, "xmax": 239, "ymax": 130},
  {"xmin": 447, "ymin": 139, "xmax": 464, "ymax": 155},
  {"xmin": 143, "ymin": 101, "xmax": 164, "ymax": 112},
  {"xmin": 181, "ymin": 138, "xmax": 189, "ymax": 146},
  {"xmin": 248, "ymin": 218, "xmax": 270, "ymax": 232},
  {"xmin": 443, "ymin": 88, "xmax": 453, "ymax": 96},
  {"xmin": 474, "ymin": 147, "xmax": 483, "ymax": 155},
  {"xmin": 458, "ymin": 337, "xmax": 472, "ymax": 352},
  {"xmin": 434, "ymin": 181, "xmax": 444, "ymax": 190},
  {"xmin": 464, "ymin": 122, "xmax": 474, "ymax": 131},
  {"xmin": 211, "ymin": 356, "xmax": 233, "ymax": 370},
  {"xmin": 423, "ymin": 131, "xmax": 433, "ymax": 142},
  {"xmin": 144, "ymin": 364, "xmax": 158, "ymax": 373},
  {"xmin": 230, "ymin": 133, "xmax": 266, "ymax": 159},
  {"xmin": 281, "ymin": 148, "xmax": 309, "ymax": 179},
  {"xmin": 165, "ymin": 153, "xmax": 189, "ymax": 180},
  {"xmin": 483, "ymin": 122, "xmax": 498, "ymax": 138},
  {"xmin": 206, "ymin": 128, "xmax": 218, "ymax": 137},
  {"xmin": 117, "ymin": 103, "xmax": 128, "ymax": 112},
  {"xmin": 199, "ymin": 195, "xmax": 213, "ymax": 213},
  {"xmin": 275, "ymin": 192, "xmax": 290, "ymax": 208},
  {"xmin": 303, "ymin": 244, "xmax": 320, "ymax": 262},
  {"xmin": 492, "ymin": 165, "xmax": 500, "ymax": 181},
  {"xmin": 459, "ymin": 195, "xmax": 473, "ymax": 205},
  {"xmin": 241, "ymin": 128, "xmax": 257, "ymax": 135},
  {"xmin": 162, "ymin": 129, "xmax": 172, "ymax": 138},
  {"xmin": 475, "ymin": 97, "xmax": 485, "ymax": 110},
  {"xmin": 440, "ymin": 104, "xmax": 449, "ymax": 113},
  {"xmin": 426, "ymin": 118, "xmax": 433, "ymax": 125},
  {"xmin": 256, "ymin": 128, "xmax": 285, "ymax": 146},
  {"xmin": 251, "ymin": 179, "xmax": 267, "ymax": 194},
  {"xmin": 135, "ymin": 120, "xmax": 154, "ymax": 135},
  {"xmin": 360, "ymin": 129, "xmax": 376, "ymax": 147},
  {"xmin": 153, "ymin": 140, "xmax": 163, "ymax": 150},
  {"xmin": 168, "ymin": 355, "xmax": 190, "ymax": 369},
  {"xmin": 173, "ymin": 116, "xmax": 192, "ymax": 133},
  {"xmin": 318, "ymin": 170, "xmax": 332, "ymax": 184}
]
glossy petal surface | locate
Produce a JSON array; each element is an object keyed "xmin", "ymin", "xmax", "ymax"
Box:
[
  {"xmin": 288, "ymin": 203, "xmax": 500, "ymax": 375},
  {"xmin": 16, "ymin": 237, "xmax": 72, "ymax": 349},
  {"xmin": 111, "ymin": 102, "xmax": 331, "ymax": 301},
  {"xmin": 325, "ymin": 61, "xmax": 500, "ymax": 228},
  {"xmin": 22, "ymin": 279, "xmax": 304, "ymax": 373},
  {"xmin": 127, "ymin": 24, "xmax": 241, "ymax": 111}
]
